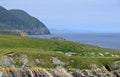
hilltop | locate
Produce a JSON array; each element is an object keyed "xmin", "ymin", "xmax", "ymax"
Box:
[{"xmin": 0, "ymin": 6, "xmax": 50, "ymax": 35}]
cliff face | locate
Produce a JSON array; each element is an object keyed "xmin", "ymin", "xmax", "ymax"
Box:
[{"xmin": 0, "ymin": 6, "xmax": 50, "ymax": 35}]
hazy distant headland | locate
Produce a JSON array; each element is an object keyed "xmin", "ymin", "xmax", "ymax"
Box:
[{"xmin": 0, "ymin": 6, "xmax": 50, "ymax": 35}]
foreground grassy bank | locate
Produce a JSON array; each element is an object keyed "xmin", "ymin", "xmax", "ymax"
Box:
[{"xmin": 0, "ymin": 35, "xmax": 120, "ymax": 69}]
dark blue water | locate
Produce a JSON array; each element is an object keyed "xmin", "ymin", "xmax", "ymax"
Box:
[{"xmin": 29, "ymin": 33, "xmax": 120, "ymax": 50}]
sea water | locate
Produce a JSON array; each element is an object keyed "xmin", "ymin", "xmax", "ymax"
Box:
[{"xmin": 29, "ymin": 33, "xmax": 120, "ymax": 50}]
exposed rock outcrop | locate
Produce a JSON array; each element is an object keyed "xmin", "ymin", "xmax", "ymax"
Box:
[
  {"xmin": 0, "ymin": 66, "xmax": 119, "ymax": 77},
  {"xmin": 0, "ymin": 52, "xmax": 119, "ymax": 77}
]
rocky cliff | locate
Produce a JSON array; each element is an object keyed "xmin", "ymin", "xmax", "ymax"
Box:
[{"xmin": 0, "ymin": 6, "xmax": 50, "ymax": 35}]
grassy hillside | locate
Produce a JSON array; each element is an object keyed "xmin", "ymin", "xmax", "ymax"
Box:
[
  {"xmin": 0, "ymin": 35, "xmax": 119, "ymax": 69},
  {"xmin": 0, "ymin": 30, "xmax": 21, "ymax": 36}
]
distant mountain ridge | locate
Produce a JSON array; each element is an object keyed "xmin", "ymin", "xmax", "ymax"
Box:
[{"xmin": 0, "ymin": 6, "xmax": 50, "ymax": 35}]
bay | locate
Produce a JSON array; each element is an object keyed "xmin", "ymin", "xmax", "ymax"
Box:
[{"xmin": 29, "ymin": 33, "xmax": 120, "ymax": 50}]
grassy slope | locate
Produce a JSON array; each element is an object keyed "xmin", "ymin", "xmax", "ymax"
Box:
[
  {"xmin": 0, "ymin": 35, "xmax": 120, "ymax": 69},
  {"xmin": 0, "ymin": 30, "xmax": 21, "ymax": 36}
]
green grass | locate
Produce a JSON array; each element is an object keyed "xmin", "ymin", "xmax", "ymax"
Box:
[
  {"xmin": 0, "ymin": 30, "xmax": 21, "ymax": 36},
  {"xmin": 0, "ymin": 35, "xmax": 119, "ymax": 55},
  {"xmin": 0, "ymin": 48, "xmax": 119, "ymax": 69},
  {"xmin": 0, "ymin": 35, "xmax": 119, "ymax": 69}
]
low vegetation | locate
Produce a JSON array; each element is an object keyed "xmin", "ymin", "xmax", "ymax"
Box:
[
  {"xmin": 0, "ymin": 35, "xmax": 119, "ymax": 69},
  {"xmin": 0, "ymin": 30, "xmax": 21, "ymax": 36}
]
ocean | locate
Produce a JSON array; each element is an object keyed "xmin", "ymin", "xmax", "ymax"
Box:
[{"xmin": 29, "ymin": 33, "xmax": 120, "ymax": 50}]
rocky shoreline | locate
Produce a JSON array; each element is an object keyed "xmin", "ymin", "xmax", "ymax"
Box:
[{"xmin": 0, "ymin": 66, "xmax": 119, "ymax": 77}]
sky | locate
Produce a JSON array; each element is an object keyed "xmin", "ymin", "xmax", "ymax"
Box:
[{"xmin": 0, "ymin": 0, "xmax": 120, "ymax": 33}]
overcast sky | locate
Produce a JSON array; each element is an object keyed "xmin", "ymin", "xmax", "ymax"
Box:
[{"xmin": 0, "ymin": 0, "xmax": 120, "ymax": 33}]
